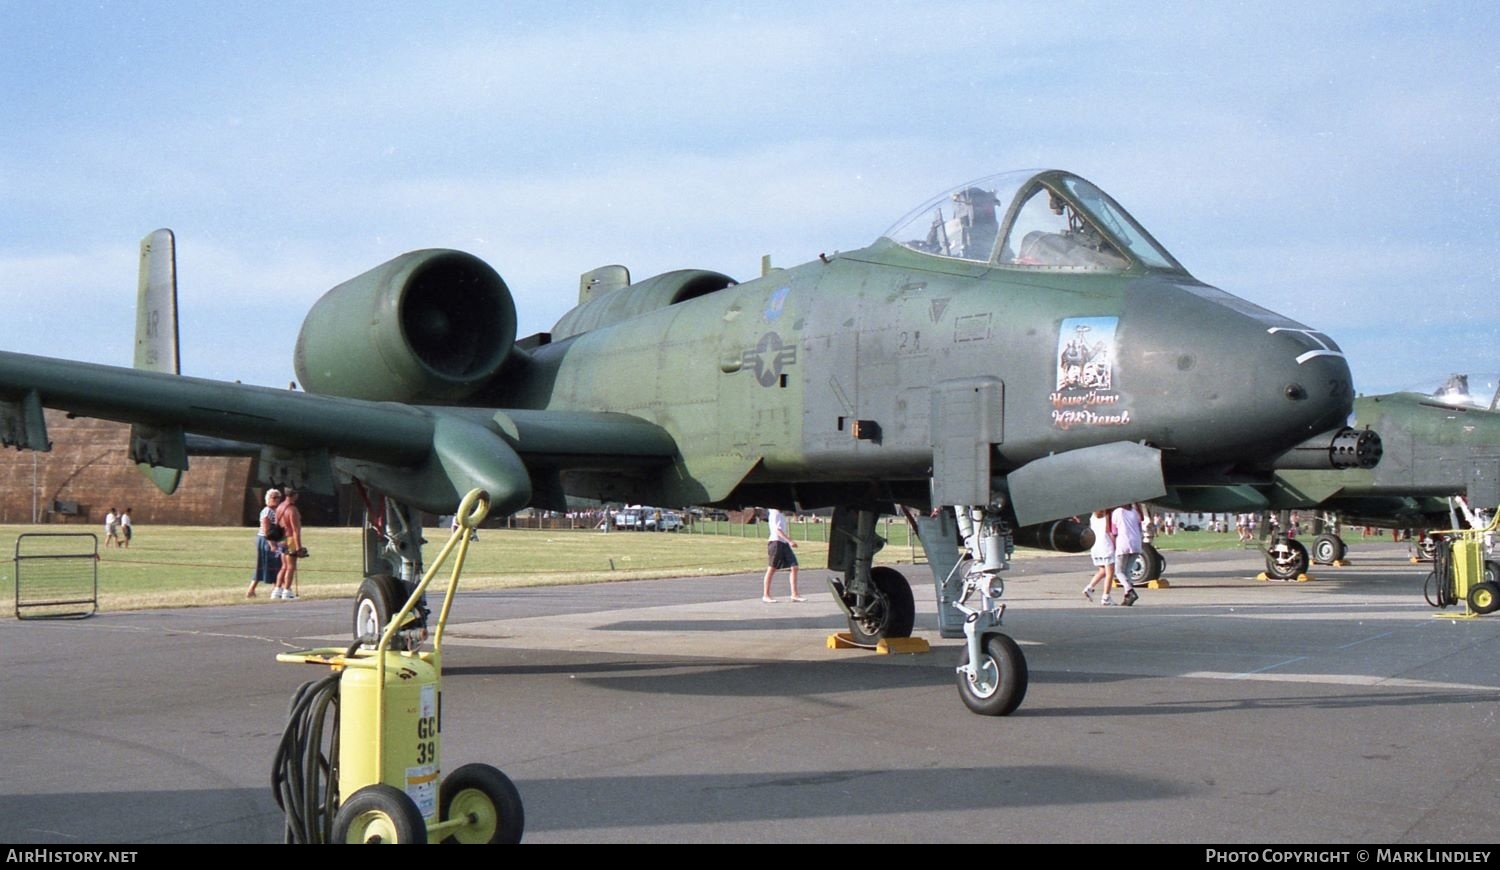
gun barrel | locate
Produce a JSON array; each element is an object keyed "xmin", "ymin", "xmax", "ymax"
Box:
[{"xmin": 1263, "ymin": 427, "xmax": 1383, "ymax": 471}]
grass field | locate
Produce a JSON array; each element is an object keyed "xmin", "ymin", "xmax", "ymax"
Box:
[
  {"xmin": 1147, "ymin": 529, "xmax": 1257, "ymax": 552},
  {"xmin": 0, "ymin": 521, "xmax": 1258, "ymax": 614},
  {"xmin": 0, "ymin": 521, "xmax": 928, "ymax": 613}
]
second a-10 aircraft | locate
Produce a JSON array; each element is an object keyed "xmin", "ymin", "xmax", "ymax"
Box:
[
  {"xmin": 1160, "ymin": 374, "xmax": 1500, "ymax": 580},
  {"xmin": 0, "ymin": 169, "xmax": 1380, "ymax": 718}
]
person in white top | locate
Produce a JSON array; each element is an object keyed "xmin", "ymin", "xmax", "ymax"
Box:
[
  {"xmin": 247, "ymin": 489, "xmax": 283, "ymax": 598},
  {"xmin": 1082, "ymin": 509, "xmax": 1116, "ymax": 604},
  {"xmin": 1110, "ymin": 503, "xmax": 1143, "ymax": 606},
  {"xmin": 762, "ymin": 508, "xmax": 805, "ymax": 603}
]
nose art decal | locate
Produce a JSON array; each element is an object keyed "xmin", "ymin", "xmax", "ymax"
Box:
[{"xmin": 1052, "ymin": 316, "xmax": 1130, "ymax": 430}]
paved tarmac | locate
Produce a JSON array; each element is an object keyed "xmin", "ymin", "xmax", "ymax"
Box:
[{"xmin": 1, "ymin": 540, "xmax": 1497, "ymax": 844}]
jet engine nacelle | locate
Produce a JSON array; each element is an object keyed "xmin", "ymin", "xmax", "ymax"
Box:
[{"xmin": 294, "ymin": 249, "xmax": 517, "ymax": 403}]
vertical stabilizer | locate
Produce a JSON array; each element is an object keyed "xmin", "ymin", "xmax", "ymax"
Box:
[
  {"xmin": 135, "ymin": 229, "xmax": 180, "ymax": 374},
  {"xmin": 131, "ymin": 229, "xmax": 186, "ymax": 494}
]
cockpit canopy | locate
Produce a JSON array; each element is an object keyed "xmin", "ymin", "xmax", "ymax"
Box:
[
  {"xmin": 882, "ymin": 169, "xmax": 1183, "ymax": 273},
  {"xmin": 1424, "ymin": 373, "xmax": 1500, "ymax": 411}
]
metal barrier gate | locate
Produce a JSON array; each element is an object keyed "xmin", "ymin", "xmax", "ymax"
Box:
[{"xmin": 14, "ymin": 532, "xmax": 98, "ymax": 619}]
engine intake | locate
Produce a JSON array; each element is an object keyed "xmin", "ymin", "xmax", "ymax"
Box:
[{"xmin": 294, "ymin": 250, "xmax": 516, "ymax": 403}]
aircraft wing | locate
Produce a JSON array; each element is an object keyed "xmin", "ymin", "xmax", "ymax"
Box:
[{"xmin": 0, "ymin": 350, "xmax": 677, "ymax": 515}]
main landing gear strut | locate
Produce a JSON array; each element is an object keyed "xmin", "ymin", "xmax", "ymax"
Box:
[
  {"xmin": 826, "ymin": 506, "xmax": 917, "ymax": 645},
  {"xmin": 950, "ymin": 506, "xmax": 1028, "ymax": 716},
  {"xmin": 834, "ymin": 502, "xmax": 1029, "ymax": 716},
  {"xmin": 353, "ymin": 489, "xmax": 430, "ymax": 647}
]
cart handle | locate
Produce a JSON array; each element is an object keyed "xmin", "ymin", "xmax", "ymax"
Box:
[{"xmin": 376, "ymin": 488, "xmax": 491, "ymax": 657}]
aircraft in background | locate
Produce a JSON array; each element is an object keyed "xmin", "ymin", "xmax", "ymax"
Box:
[
  {"xmin": 0, "ymin": 169, "xmax": 1378, "ymax": 718},
  {"xmin": 1162, "ymin": 374, "xmax": 1499, "ymax": 578}
]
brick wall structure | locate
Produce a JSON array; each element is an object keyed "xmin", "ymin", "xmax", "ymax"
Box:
[{"xmin": 0, "ymin": 411, "xmax": 258, "ymax": 526}]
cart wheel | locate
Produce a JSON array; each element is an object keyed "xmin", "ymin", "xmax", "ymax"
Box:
[
  {"xmin": 354, "ymin": 574, "xmax": 406, "ymax": 644},
  {"xmin": 440, "ymin": 763, "xmax": 525, "ymax": 844},
  {"xmin": 331, "ymin": 784, "xmax": 427, "ymax": 844},
  {"xmin": 1468, "ymin": 581, "xmax": 1500, "ymax": 615}
]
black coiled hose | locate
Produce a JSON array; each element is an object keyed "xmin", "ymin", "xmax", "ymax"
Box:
[
  {"xmin": 1425, "ymin": 536, "xmax": 1457, "ymax": 608},
  {"xmin": 272, "ymin": 641, "xmax": 360, "ymax": 843}
]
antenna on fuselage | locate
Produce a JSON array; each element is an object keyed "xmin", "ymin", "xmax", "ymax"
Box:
[{"xmin": 579, "ymin": 265, "xmax": 630, "ymax": 305}]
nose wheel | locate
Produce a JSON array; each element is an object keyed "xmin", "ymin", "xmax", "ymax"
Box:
[
  {"xmin": 1264, "ymin": 538, "xmax": 1309, "ymax": 580},
  {"xmin": 955, "ymin": 632, "xmax": 1028, "ymax": 716},
  {"xmin": 950, "ymin": 506, "xmax": 1028, "ymax": 715}
]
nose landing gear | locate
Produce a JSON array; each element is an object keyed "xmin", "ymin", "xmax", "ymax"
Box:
[{"xmin": 950, "ymin": 505, "xmax": 1028, "ymax": 716}]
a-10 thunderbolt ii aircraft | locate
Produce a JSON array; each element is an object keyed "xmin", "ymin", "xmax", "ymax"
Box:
[
  {"xmin": 0, "ymin": 169, "xmax": 1380, "ymax": 715},
  {"xmin": 1161, "ymin": 374, "xmax": 1500, "ymax": 579},
  {"xmin": 1290, "ymin": 375, "xmax": 1500, "ymax": 565}
]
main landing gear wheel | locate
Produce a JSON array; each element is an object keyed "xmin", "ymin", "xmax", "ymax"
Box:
[
  {"xmin": 1265, "ymin": 539, "xmax": 1309, "ymax": 580},
  {"xmin": 354, "ymin": 574, "xmax": 406, "ymax": 644},
  {"xmin": 331, "ymin": 784, "xmax": 428, "ymax": 844},
  {"xmin": 1312, "ymin": 533, "xmax": 1347, "ymax": 565},
  {"xmin": 440, "ymin": 763, "xmax": 525, "ymax": 844},
  {"xmin": 956, "ymin": 633, "xmax": 1028, "ymax": 716},
  {"xmin": 1417, "ymin": 536, "xmax": 1439, "ymax": 561},
  {"xmin": 1485, "ymin": 561, "xmax": 1500, "ymax": 587},
  {"xmin": 1468, "ymin": 581, "xmax": 1500, "ymax": 615},
  {"xmin": 845, "ymin": 566, "xmax": 916, "ymax": 645},
  {"xmin": 1123, "ymin": 544, "xmax": 1163, "ymax": 584}
]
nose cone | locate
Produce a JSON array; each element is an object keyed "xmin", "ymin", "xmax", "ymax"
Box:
[{"xmin": 1121, "ymin": 279, "xmax": 1355, "ymax": 464}]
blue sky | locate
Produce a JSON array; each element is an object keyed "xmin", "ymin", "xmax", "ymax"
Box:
[{"xmin": 2, "ymin": 1, "xmax": 1497, "ymax": 398}]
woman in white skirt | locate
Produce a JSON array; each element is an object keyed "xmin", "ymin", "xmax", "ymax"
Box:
[{"xmin": 1082, "ymin": 509, "xmax": 1117, "ymax": 605}]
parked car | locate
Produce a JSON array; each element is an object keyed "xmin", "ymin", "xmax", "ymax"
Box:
[
  {"xmin": 649, "ymin": 511, "xmax": 683, "ymax": 532},
  {"xmin": 609, "ymin": 506, "xmax": 684, "ymax": 531}
]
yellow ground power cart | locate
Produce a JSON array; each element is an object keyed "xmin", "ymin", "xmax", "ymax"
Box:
[
  {"xmin": 273, "ymin": 488, "xmax": 523, "ymax": 843},
  {"xmin": 1423, "ymin": 510, "xmax": 1500, "ymax": 617}
]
